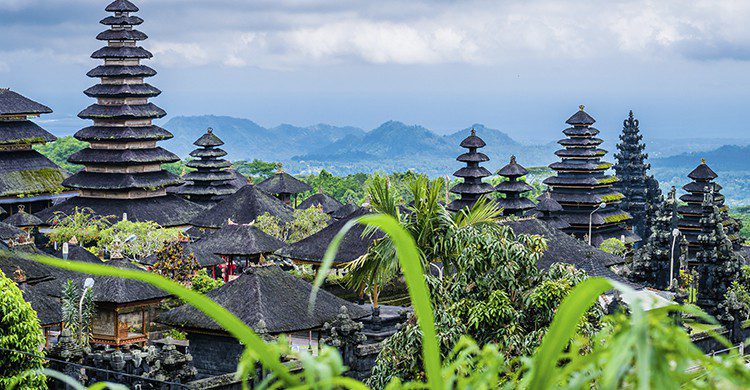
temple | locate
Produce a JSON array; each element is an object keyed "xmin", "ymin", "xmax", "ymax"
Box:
[
  {"xmin": 533, "ymin": 191, "xmax": 570, "ymax": 230},
  {"xmin": 298, "ymin": 189, "xmax": 343, "ymax": 215},
  {"xmin": 495, "ymin": 155, "xmax": 535, "ymax": 216},
  {"xmin": 677, "ymin": 159, "xmax": 742, "ymax": 251},
  {"xmin": 447, "ymin": 129, "xmax": 495, "ymax": 211},
  {"xmin": 189, "ymin": 185, "xmax": 293, "ymax": 229},
  {"xmin": 0, "ymin": 89, "xmax": 74, "ymax": 214},
  {"xmin": 36, "ymin": 0, "xmax": 201, "ymax": 227},
  {"xmin": 544, "ymin": 106, "xmax": 638, "ymax": 246},
  {"xmin": 175, "ymin": 128, "xmax": 236, "ymax": 206},
  {"xmin": 613, "ymin": 111, "xmax": 661, "ymax": 240},
  {"xmin": 630, "ymin": 190, "xmax": 678, "ymax": 289},
  {"xmin": 256, "ymin": 170, "xmax": 312, "ymax": 206}
]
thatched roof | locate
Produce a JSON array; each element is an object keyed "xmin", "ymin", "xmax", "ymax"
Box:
[
  {"xmin": 189, "ymin": 185, "xmax": 293, "ymax": 229},
  {"xmin": 331, "ymin": 203, "xmax": 359, "ymax": 220},
  {"xmin": 20, "ymin": 283, "xmax": 62, "ymax": 326},
  {"xmin": 0, "ymin": 250, "xmax": 59, "ymax": 283},
  {"xmin": 35, "ymin": 194, "xmax": 206, "ymax": 228},
  {"xmin": 141, "ymin": 241, "xmax": 224, "ymax": 268},
  {"xmin": 256, "ymin": 172, "xmax": 312, "ymax": 195},
  {"xmin": 4, "ymin": 207, "xmax": 43, "ymax": 227},
  {"xmin": 157, "ymin": 265, "xmax": 368, "ymax": 334},
  {"xmin": 51, "ymin": 245, "xmax": 102, "ymax": 264},
  {"xmin": 192, "ymin": 224, "xmax": 284, "ymax": 257},
  {"xmin": 297, "ymin": 193, "xmax": 343, "ymax": 214},
  {"xmin": 501, "ymin": 218, "xmax": 637, "ymax": 286},
  {"xmin": 0, "ymin": 150, "xmax": 67, "ymax": 198},
  {"xmin": 277, "ymin": 208, "xmax": 377, "ymax": 265},
  {"xmin": 0, "ymin": 89, "xmax": 52, "ymax": 116},
  {"xmin": 84, "ymin": 259, "xmax": 170, "ymax": 305},
  {"xmin": 0, "ymin": 221, "xmax": 24, "ymax": 240},
  {"xmin": 0, "ymin": 121, "xmax": 56, "ymax": 145}
]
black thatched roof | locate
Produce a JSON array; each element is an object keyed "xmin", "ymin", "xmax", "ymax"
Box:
[
  {"xmin": 256, "ymin": 172, "xmax": 312, "ymax": 195},
  {"xmin": 4, "ymin": 207, "xmax": 43, "ymax": 227},
  {"xmin": 100, "ymin": 15, "xmax": 143, "ymax": 26},
  {"xmin": 194, "ymin": 128, "xmax": 224, "ymax": 147},
  {"xmin": 87, "ymin": 65, "xmax": 156, "ymax": 78},
  {"xmin": 192, "ymin": 224, "xmax": 284, "ymax": 257},
  {"xmin": 459, "ymin": 128, "xmax": 486, "ymax": 148},
  {"xmin": 96, "ymin": 29, "xmax": 147, "ymax": 41},
  {"xmin": 535, "ymin": 191, "xmax": 563, "ymax": 213},
  {"xmin": 331, "ymin": 203, "xmax": 359, "ymax": 220},
  {"xmin": 497, "ymin": 155, "xmax": 528, "ymax": 177},
  {"xmin": 277, "ymin": 208, "xmax": 376, "ymax": 265},
  {"xmin": 189, "ymin": 185, "xmax": 294, "ymax": 228},
  {"xmin": 78, "ymin": 259, "xmax": 170, "ymax": 305},
  {"xmin": 35, "ymin": 195, "xmax": 206, "ymax": 228},
  {"xmin": 141, "ymin": 240, "xmax": 224, "ymax": 268},
  {"xmin": 0, "ymin": 250, "xmax": 59, "ymax": 283},
  {"xmin": 75, "ymin": 125, "xmax": 172, "ymax": 142},
  {"xmin": 0, "ymin": 221, "xmax": 24, "ymax": 239},
  {"xmin": 0, "ymin": 121, "xmax": 56, "ymax": 145},
  {"xmin": 19, "ymin": 283, "xmax": 62, "ymax": 326},
  {"xmin": 688, "ymin": 160, "xmax": 718, "ymax": 181},
  {"xmin": 63, "ymin": 170, "xmax": 182, "ymax": 191},
  {"xmin": 297, "ymin": 192, "xmax": 343, "ymax": 214},
  {"xmin": 91, "ymin": 46, "xmax": 153, "ymax": 59},
  {"xmin": 565, "ymin": 105, "xmax": 596, "ymax": 126},
  {"xmin": 68, "ymin": 147, "xmax": 178, "ymax": 165},
  {"xmin": 106, "ymin": 0, "xmax": 138, "ymax": 12},
  {"xmin": 157, "ymin": 265, "xmax": 368, "ymax": 333},
  {"xmin": 0, "ymin": 89, "xmax": 52, "ymax": 116},
  {"xmin": 78, "ymin": 103, "xmax": 165, "ymax": 119},
  {"xmin": 84, "ymin": 83, "xmax": 160, "ymax": 98},
  {"xmin": 501, "ymin": 218, "xmax": 636, "ymax": 285},
  {"xmin": 52, "ymin": 244, "xmax": 102, "ymax": 264}
]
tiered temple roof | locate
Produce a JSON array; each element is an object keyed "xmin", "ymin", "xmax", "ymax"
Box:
[
  {"xmin": 36, "ymin": 0, "xmax": 202, "ymax": 227},
  {"xmin": 544, "ymin": 106, "xmax": 638, "ymax": 246},
  {"xmin": 447, "ymin": 129, "xmax": 495, "ymax": 211},
  {"xmin": 256, "ymin": 170, "xmax": 312, "ymax": 206},
  {"xmin": 297, "ymin": 190, "xmax": 343, "ymax": 214},
  {"xmin": 175, "ymin": 128, "xmax": 236, "ymax": 206},
  {"xmin": 676, "ymin": 159, "xmax": 742, "ymax": 251},
  {"xmin": 495, "ymin": 155, "xmax": 535, "ymax": 216},
  {"xmin": 189, "ymin": 185, "xmax": 294, "ymax": 229},
  {"xmin": 630, "ymin": 190, "xmax": 678, "ymax": 289},
  {"xmin": 613, "ymin": 111, "xmax": 661, "ymax": 241},
  {"xmin": 533, "ymin": 191, "xmax": 570, "ymax": 230},
  {"xmin": 4, "ymin": 205, "xmax": 43, "ymax": 229},
  {"xmin": 0, "ymin": 89, "xmax": 74, "ymax": 214}
]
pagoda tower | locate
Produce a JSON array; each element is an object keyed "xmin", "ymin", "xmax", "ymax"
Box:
[
  {"xmin": 0, "ymin": 89, "xmax": 75, "ymax": 214},
  {"xmin": 691, "ymin": 190, "xmax": 743, "ymax": 315},
  {"xmin": 676, "ymin": 160, "xmax": 742, "ymax": 252},
  {"xmin": 613, "ymin": 111, "xmax": 661, "ymax": 241},
  {"xmin": 447, "ymin": 129, "xmax": 495, "ymax": 211},
  {"xmin": 36, "ymin": 0, "xmax": 201, "ymax": 227},
  {"xmin": 543, "ymin": 105, "xmax": 638, "ymax": 246},
  {"xmin": 495, "ymin": 155, "xmax": 535, "ymax": 216},
  {"xmin": 533, "ymin": 191, "xmax": 570, "ymax": 230},
  {"xmin": 176, "ymin": 128, "xmax": 235, "ymax": 206}
]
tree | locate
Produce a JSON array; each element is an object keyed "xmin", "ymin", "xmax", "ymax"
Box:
[
  {"xmin": 96, "ymin": 220, "xmax": 183, "ymax": 260},
  {"xmin": 61, "ymin": 279, "xmax": 95, "ymax": 346},
  {"xmin": 191, "ymin": 269, "xmax": 225, "ymax": 294},
  {"xmin": 152, "ymin": 241, "xmax": 201, "ymax": 285},
  {"xmin": 232, "ymin": 159, "xmax": 279, "ymax": 182},
  {"xmin": 599, "ymin": 237, "xmax": 627, "ymax": 257},
  {"xmin": 47, "ymin": 207, "xmax": 113, "ymax": 247},
  {"xmin": 255, "ymin": 206, "xmax": 330, "ymax": 243},
  {"xmin": 0, "ymin": 270, "xmax": 46, "ymax": 389}
]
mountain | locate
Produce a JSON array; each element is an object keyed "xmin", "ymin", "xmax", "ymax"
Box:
[
  {"xmin": 162, "ymin": 115, "xmax": 364, "ymax": 160},
  {"xmin": 652, "ymin": 144, "xmax": 750, "ymax": 171}
]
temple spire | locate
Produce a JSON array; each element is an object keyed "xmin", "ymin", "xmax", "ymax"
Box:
[
  {"xmin": 176, "ymin": 128, "xmax": 236, "ymax": 206},
  {"xmin": 543, "ymin": 105, "xmax": 638, "ymax": 246},
  {"xmin": 446, "ymin": 128, "xmax": 495, "ymax": 211},
  {"xmin": 495, "ymin": 155, "xmax": 535, "ymax": 216}
]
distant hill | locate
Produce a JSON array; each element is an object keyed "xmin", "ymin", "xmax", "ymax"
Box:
[{"xmin": 652, "ymin": 144, "xmax": 750, "ymax": 171}]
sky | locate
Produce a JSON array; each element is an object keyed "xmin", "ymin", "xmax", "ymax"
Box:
[{"xmin": 2, "ymin": 0, "xmax": 750, "ymax": 142}]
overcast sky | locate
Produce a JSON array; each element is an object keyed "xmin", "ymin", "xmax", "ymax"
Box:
[{"xmin": 2, "ymin": 0, "xmax": 750, "ymax": 141}]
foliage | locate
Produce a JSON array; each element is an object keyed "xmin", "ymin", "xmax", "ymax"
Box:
[
  {"xmin": 0, "ymin": 270, "xmax": 46, "ymax": 389},
  {"xmin": 232, "ymin": 159, "xmax": 279, "ymax": 182},
  {"xmin": 163, "ymin": 328, "xmax": 187, "ymax": 341},
  {"xmin": 47, "ymin": 208, "xmax": 113, "ymax": 247},
  {"xmin": 722, "ymin": 265, "xmax": 750, "ymax": 323},
  {"xmin": 61, "ymin": 279, "xmax": 95, "ymax": 347},
  {"xmin": 33, "ymin": 135, "xmax": 87, "ymax": 173},
  {"xmin": 190, "ymin": 269, "xmax": 225, "ymax": 294},
  {"xmin": 163, "ymin": 160, "xmax": 190, "ymax": 176},
  {"xmin": 96, "ymin": 220, "xmax": 183, "ymax": 261},
  {"xmin": 152, "ymin": 241, "xmax": 201, "ymax": 285},
  {"xmin": 255, "ymin": 206, "xmax": 330, "ymax": 243},
  {"xmin": 599, "ymin": 237, "xmax": 627, "ymax": 256}
]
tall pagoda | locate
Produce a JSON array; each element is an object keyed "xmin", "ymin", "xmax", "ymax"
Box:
[
  {"xmin": 613, "ymin": 111, "xmax": 661, "ymax": 241},
  {"xmin": 447, "ymin": 129, "xmax": 495, "ymax": 212},
  {"xmin": 175, "ymin": 128, "xmax": 236, "ymax": 206},
  {"xmin": 0, "ymin": 89, "xmax": 75, "ymax": 214},
  {"xmin": 676, "ymin": 159, "xmax": 742, "ymax": 251},
  {"xmin": 543, "ymin": 106, "xmax": 638, "ymax": 246},
  {"xmin": 495, "ymin": 155, "xmax": 535, "ymax": 216},
  {"xmin": 36, "ymin": 0, "xmax": 201, "ymax": 227}
]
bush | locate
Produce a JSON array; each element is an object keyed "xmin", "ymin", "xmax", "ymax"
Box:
[
  {"xmin": 599, "ymin": 237, "xmax": 627, "ymax": 256},
  {"xmin": 190, "ymin": 269, "xmax": 224, "ymax": 294},
  {"xmin": 0, "ymin": 270, "xmax": 46, "ymax": 389}
]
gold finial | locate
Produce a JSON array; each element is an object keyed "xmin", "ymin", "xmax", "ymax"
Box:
[
  {"xmin": 207, "ymin": 127, "xmax": 213, "ymax": 134},
  {"xmin": 470, "ymin": 128, "xmax": 476, "ymax": 136},
  {"xmin": 701, "ymin": 158, "xmax": 706, "ymax": 164},
  {"xmin": 510, "ymin": 155, "xmax": 516, "ymax": 163},
  {"xmin": 579, "ymin": 104, "xmax": 585, "ymax": 111},
  {"xmin": 17, "ymin": 205, "xmax": 24, "ymax": 213}
]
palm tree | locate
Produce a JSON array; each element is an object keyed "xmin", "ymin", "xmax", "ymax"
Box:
[{"xmin": 346, "ymin": 174, "xmax": 502, "ymax": 310}]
